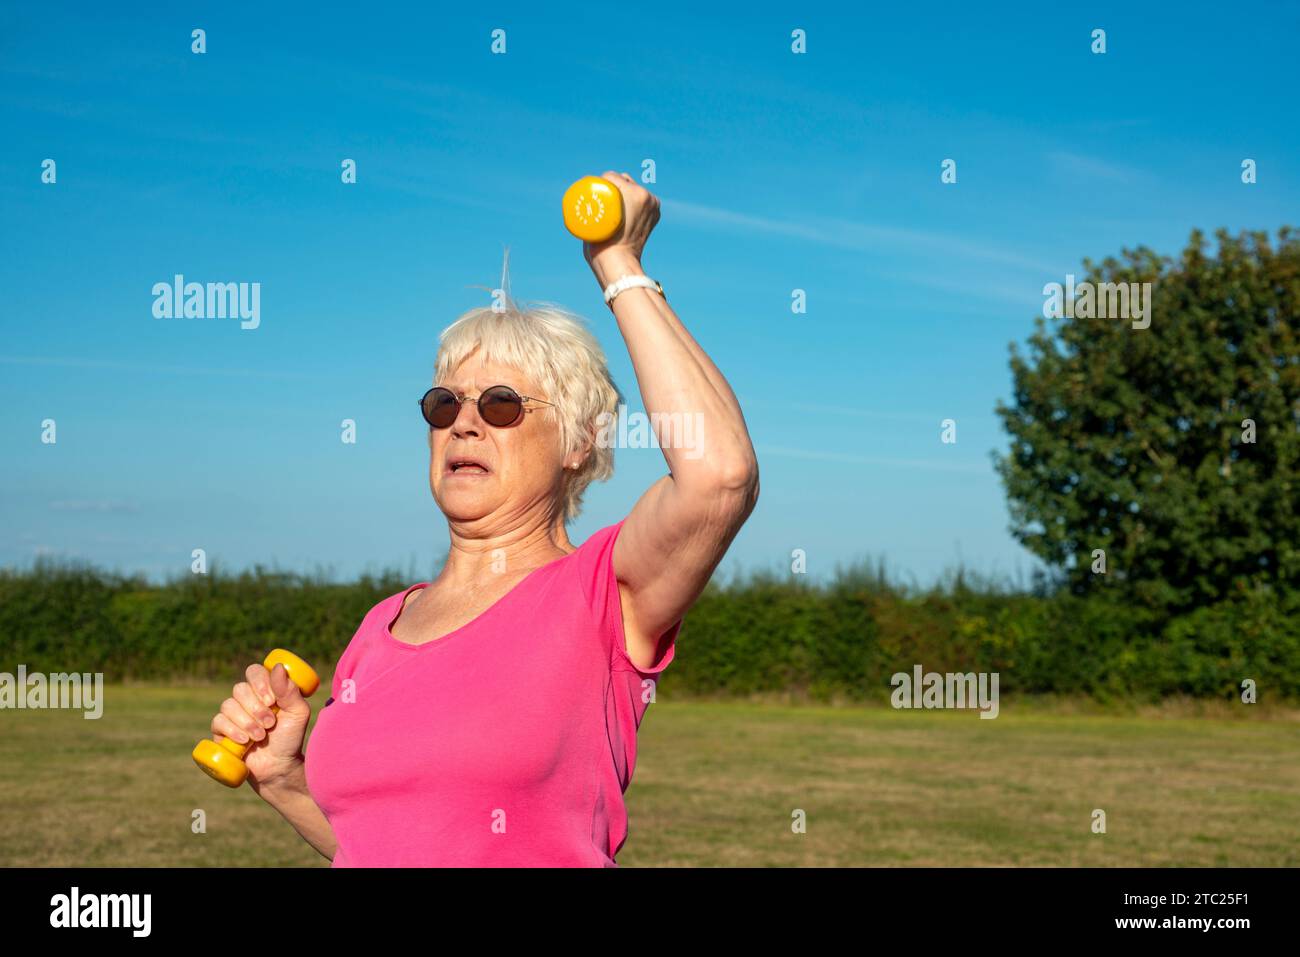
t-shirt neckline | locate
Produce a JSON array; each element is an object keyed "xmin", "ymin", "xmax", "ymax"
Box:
[{"xmin": 381, "ymin": 546, "xmax": 579, "ymax": 651}]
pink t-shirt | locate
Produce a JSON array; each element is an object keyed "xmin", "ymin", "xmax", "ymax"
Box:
[{"xmin": 304, "ymin": 519, "xmax": 680, "ymax": 867}]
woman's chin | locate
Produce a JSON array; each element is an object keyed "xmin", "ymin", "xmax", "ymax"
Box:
[{"xmin": 433, "ymin": 487, "xmax": 496, "ymax": 519}]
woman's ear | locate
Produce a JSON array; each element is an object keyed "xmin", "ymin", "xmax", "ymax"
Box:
[
  {"xmin": 565, "ymin": 446, "xmax": 590, "ymax": 471},
  {"xmin": 571, "ymin": 426, "xmax": 597, "ymax": 471}
]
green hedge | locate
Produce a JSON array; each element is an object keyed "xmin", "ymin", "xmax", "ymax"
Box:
[
  {"xmin": 1, "ymin": 560, "xmax": 1296, "ymax": 701},
  {"xmin": 0, "ymin": 561, "xmax": 405, "ymax": 683}
]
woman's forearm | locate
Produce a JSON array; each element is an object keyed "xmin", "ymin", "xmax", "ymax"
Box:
[
  {"xmin": 591, "ymin": 251, "xmax": 757, "ymax": 487},
  {"xmin": 255, "ymin": 760, "xmax": 338, "ymax": 862}
]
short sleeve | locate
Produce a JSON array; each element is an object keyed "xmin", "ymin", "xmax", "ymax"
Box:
[
  {"xmin": 325, "ymin": 590, "xmax": 405, "ymax": 702},
  {"xmin": 577, "ymin": 519, "xmax": 682, "ymax": 677}
]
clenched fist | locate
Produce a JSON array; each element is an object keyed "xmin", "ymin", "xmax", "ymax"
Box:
[
  {"xmin": 584, "ymin": 171, "xmax": 660, "ymax": 285},
  {"xmin": 208, "ymin": 661, "xmax": 312, "ymax": 791}
]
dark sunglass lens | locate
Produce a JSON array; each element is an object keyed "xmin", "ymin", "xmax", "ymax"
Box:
[
  {"xmin": 423, "ymin": 389, "xmax": 459, "ymax": 428},
  {"xmin": 480, "ymin": 387, "xmax": 523, "ymax": 426}
]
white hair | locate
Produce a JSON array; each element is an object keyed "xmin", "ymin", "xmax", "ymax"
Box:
[{"xmin": 432, "ymin": 250, "xmax": 623, "ymax": 524}]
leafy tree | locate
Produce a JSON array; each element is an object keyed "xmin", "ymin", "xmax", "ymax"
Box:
[{"xmin": 994, "ymin": 228, "xmax": 1300, "ymax": 613}]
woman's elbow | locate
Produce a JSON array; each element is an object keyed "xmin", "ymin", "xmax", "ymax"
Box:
[{"xmin": 712, "ymin": 456, "xmax": 760, "ymax": 518}]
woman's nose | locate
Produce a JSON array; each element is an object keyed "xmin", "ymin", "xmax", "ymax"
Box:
[{"xmin": 450, "ymin": 397, "xmax": 483, "ymax": 435}]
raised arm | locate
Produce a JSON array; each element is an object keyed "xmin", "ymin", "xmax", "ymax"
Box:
[{"xmin": 583, "ymin": 172, "xmax": 760, "ymax": 671}]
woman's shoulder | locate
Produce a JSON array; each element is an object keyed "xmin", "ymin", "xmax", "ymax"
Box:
[
  {"xmin": 362, "ymin": 582, "xmax": 427, "ymax": 625},
  {"xmin": 342, "ymin": 584, "xmax": 426, "ymax": 652},
  {"xmin": 557, "ymin": 520, "xmax": 623, "ymax": 590},
  {"xmin": 571, "ymin": 518, "xmax": 627, "ymax": 561},
  {"xmin": 390, "ymin": 581, "xmax": 428, "ymax": 616}
]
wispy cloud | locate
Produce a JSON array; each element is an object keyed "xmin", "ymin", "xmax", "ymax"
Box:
[
  {"xmin": 755, "ymin": 444, "xmax": 991, "ymax": 475},
  {"xmin": 1045, "ymin": 150, "xmax": 1141, "ymax": 183},
  {"xmin": 740, "ymin": 397, "xmax": 1002, "ymax": 425},
  {"xmin": 664, "ymin": 198, "xmax": 1058, "ymax": 274},
  {"xmin": 0, "ymin": 355, "xmax": 316, "ymax": 381},
  {"xmin": 49, "ymin": 500, "xmax": 139, "ymax": 513}
]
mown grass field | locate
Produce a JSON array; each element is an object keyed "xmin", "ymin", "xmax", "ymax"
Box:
[{"xmin": 1, "ymin": 685, "xmax": 1296, "ymax": 867}]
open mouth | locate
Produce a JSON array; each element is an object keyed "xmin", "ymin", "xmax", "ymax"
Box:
[{"xmin": 446, "ymin": 458, "xmax": 492, "ymax": 476}]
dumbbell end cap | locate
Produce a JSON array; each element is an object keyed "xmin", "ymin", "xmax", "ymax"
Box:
[
  {"xmin": 193, "ymin": 739, "xmax": 248, "ymax": 788},
  {"xmin": 264, "ymin": 648, "xmax": 321, "ymax": 697},
  {"xmin": 562, "ymin": 176, "xmax": 624, "ymax": 243}
]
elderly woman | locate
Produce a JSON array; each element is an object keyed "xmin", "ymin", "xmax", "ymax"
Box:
[{"xmin": 207, "ymin": 172, "xmax": 758, "ymax": 866}]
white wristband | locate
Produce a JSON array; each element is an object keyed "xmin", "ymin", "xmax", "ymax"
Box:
[{"xmin": 603, "ymin": 274, "xmax": 666, "ymax": 306}]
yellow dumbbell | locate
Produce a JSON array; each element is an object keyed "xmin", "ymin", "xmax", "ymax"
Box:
[
  {"xmin": 562, "ymin": 175, "xmax": 624, "ymax": 242},
  {"xmin": 192, "ymin": 648, "xmax": 320, "ymax": 788}
]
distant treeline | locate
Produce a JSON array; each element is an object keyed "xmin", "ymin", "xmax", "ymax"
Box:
[{"xmin": 2, "ymin": 560, "xmax": 1296, "ymax": 701}]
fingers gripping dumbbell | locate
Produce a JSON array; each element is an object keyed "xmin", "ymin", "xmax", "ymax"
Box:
[{"xmin": 192, "ymin": 649, "xmax": 320, "ymax": 788}]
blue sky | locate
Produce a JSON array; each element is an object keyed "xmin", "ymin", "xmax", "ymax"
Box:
[{"xmin": 2, "ymin": 2, "xmax": 1296, "ymax": 586}]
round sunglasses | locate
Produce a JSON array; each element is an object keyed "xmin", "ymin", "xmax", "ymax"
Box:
[{"xmin": 419, "ymin": 385, "xmax": 556, "ymax": 429}]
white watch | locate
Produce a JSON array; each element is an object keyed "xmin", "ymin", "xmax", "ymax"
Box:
[{"xmin": 603, "ymin": 274, "xmax": 666, "ymax": 306}]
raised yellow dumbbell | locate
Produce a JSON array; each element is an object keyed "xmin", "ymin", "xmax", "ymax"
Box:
[
  {"xmin": 562, "ymin": 175, "xmax": 624, "ymax": 242},
  {"xmin": 192, "ymin": 648, "xmax": 320, "ymax": 788}
]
